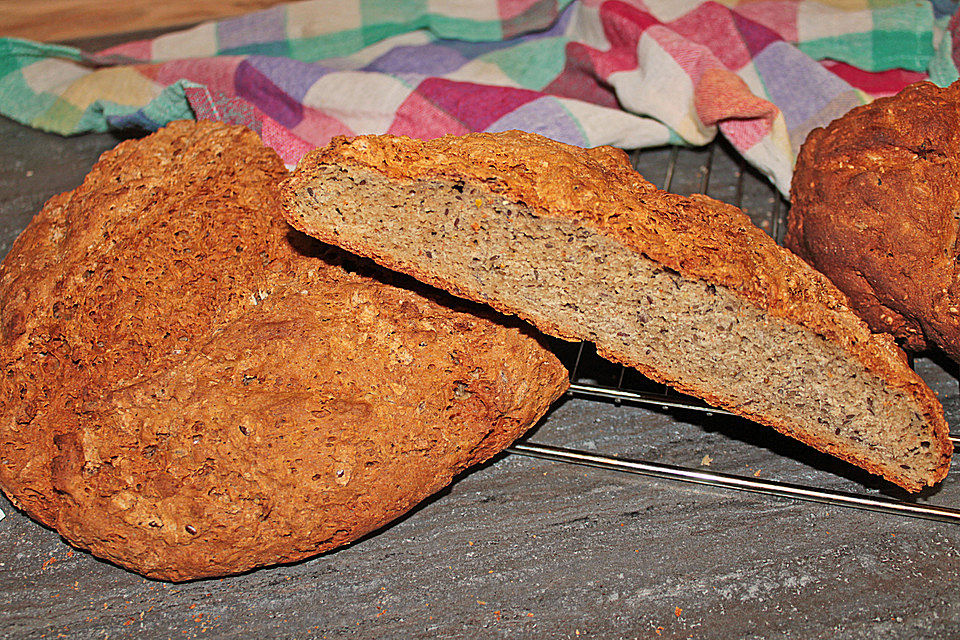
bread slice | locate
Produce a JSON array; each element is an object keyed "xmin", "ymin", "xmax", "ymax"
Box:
[
  {"xmin": 0, "ymin": 122, "xmax": 568, "ymax": 581},
  {"xmin": 283, "ymin": 130, "xmax": 952, "ymax": 493}
]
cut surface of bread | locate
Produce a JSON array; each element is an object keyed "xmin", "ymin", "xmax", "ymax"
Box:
[
  {"xmin": 283, "ymin": 130, "xmax": 952, "ymax": 493},
  {"xmin": 0, "ymin": 122, "xmax": 568, "ymax": 581}
]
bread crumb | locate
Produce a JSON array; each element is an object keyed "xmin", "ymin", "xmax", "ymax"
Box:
[{"xmin": 700, "ymin": 454, "xmax": 712, "ymax": 466}]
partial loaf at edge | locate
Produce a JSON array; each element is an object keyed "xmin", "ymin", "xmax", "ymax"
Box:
[
  {"xmin": 786, "ymin": 80, "xmax": 960, "ymax": 361},
  {"xmin": 0, "ymin": 121, "xmax": 568, "ymax": 581},
  {"xmin": 282, "ymin": 130, "xmax": 952, "ymax": 492}
]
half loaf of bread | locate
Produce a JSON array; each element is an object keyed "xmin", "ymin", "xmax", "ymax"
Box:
[
  {"xmin": 0, "ymin": 121, "xmax": 568, "ymax": 581},
  {"xmin": 283, "ymin": 130, "xmax": 952, "ymax": 492}
]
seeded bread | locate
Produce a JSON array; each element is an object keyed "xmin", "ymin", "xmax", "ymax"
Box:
[
  {"xmin": 786, "ymin": 80, "xmax": 960, "ymax": 361},
  {"xmin": 283, "ymin": 130, "xmax": 952, "ymax": 492},
  {"xmin": 0, "ymin": 121, "xmax": 568, "ymax": 581}
]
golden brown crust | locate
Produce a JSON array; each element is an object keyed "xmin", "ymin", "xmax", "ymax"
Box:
[
  {"xmin": 787, "ymin": 80, "xmax": 960, "ymax": 361},
  {"xmin": 0, "ymin": 121, "xmax": 568, "ymax": 581},
  {"xmin": 295, "ymin": 132, "xmax": 890, "ymax": 349},
  {"xmin": 288, "ymin": 131, "xmax": 950, "ymax": 487}
]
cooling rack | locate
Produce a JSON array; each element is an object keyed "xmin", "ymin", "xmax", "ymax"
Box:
[{"xmin": 506, "ymin": 139, "xmax": 960, "ymax": 524}]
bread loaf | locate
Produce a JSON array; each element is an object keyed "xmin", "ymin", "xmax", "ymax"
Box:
[
  {"xmin": 0, "ymin": 121, "xmax": 568, "ymax": 581},
  {"xmin": 786, "ymin": 80, "xmax": 960, "ymax": 361},
  {"xmin": 283, "ymin": 130, "xmax": 952, "ymax": 492}
]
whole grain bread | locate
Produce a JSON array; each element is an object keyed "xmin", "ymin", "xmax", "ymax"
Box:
[
  {"xmin": 786, "ymin": 80, "xmax": 960, "ymax": 361},
  {"xmin": 283, "ymin": 130, "xmax": 952, "ymax": 492},
  {"xmin": 0, "ymin": 121, "xmax": 568, "ymax": 581}
]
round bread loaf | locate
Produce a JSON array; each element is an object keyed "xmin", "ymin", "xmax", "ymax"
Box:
[
  {"xmin": 0, "ymin": 121, "xmax": 568, "ymax": 581},
  {"xmin": 786, "ymin": 80, "xmax": 960, "ymax": 360}
]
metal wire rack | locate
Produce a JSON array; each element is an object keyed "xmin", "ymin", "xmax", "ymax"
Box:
[{"xmin": 507, "ymin": 138, "xmax": 960, "ymax": 524}]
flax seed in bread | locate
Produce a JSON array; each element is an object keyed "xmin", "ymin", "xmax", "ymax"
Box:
[{"xmin": 282, "ymin": 130, "xmax": 951, "ymax": 492}]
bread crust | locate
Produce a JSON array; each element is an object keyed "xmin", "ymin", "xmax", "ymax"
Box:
[
  {"xmin": 284, "ymin": 130, "xmax": 951, "ymax": 491},
  {"xmin": 0, "ymin": 121, "xmax": 568, "ymax": 581},
  {"xmin": 786, "ymin": 80, "xmax": 960, "ymax": 361}
]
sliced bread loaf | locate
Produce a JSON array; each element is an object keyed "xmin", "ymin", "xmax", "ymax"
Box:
[{"xmin": 283, "ymin": 130, "xmax": 952, "ymax": 492}]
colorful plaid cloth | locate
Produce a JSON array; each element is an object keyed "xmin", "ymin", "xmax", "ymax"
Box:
[{"xmin": 1, "ymin": 0, "xmax": 958, "ymax": 195}]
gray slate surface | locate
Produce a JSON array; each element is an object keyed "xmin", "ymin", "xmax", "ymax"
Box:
[{"xmin": 1, "ymin": 113, "xmax": 959, "ymax": 640}]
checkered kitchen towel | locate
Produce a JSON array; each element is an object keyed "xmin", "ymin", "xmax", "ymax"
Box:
[{"xmin": 1, "ymin": 0, "xmax": 958, "ymax": 195}]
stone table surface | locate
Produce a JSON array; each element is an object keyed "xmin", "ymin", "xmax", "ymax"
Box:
[{"xmin": 1, "ymin": 107, "xmax": 959, "ymax": 639}]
